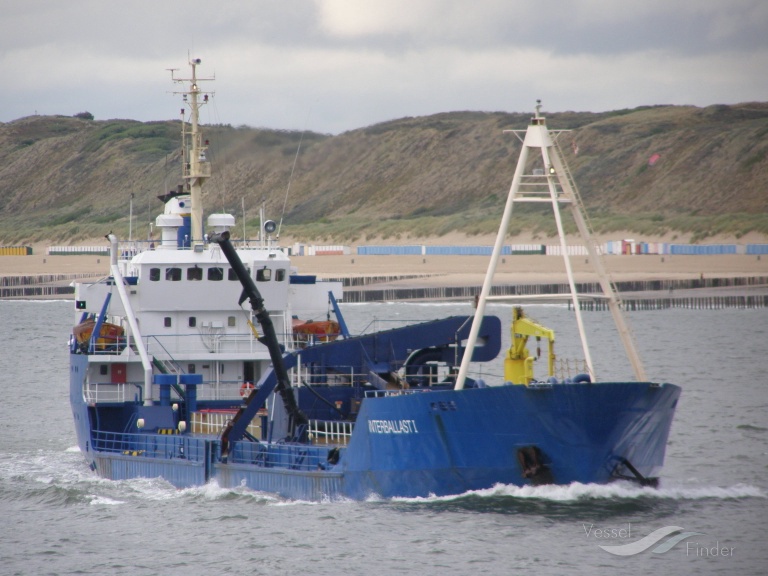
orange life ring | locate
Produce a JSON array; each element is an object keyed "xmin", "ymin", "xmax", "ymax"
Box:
[{"xmin": 240, "ymin": 381, "xmax": 255, "ymax": 398}]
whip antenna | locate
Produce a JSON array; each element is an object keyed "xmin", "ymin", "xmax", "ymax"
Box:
[{"xmin": 277, "ymin": 107, "xmax": 312, "ymax": 238}]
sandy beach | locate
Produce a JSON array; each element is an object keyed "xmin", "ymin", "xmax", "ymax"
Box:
[
  {"xmin": 2, "ymin": 251, "xmax": 767, "ymax": 290},
  {"xmin": 4, "ymin": 229, "xmax": 768, "ymax": 290}
]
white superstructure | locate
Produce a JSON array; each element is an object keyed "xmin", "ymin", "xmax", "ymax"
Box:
[{"xmin": 73, "ymin": 57, "xmax": 341, "ymax": 407}]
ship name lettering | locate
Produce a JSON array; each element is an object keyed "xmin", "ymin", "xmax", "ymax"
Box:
[{"xmin": 368, "ymin": 419, "xmax": 419, "ymax": 434}]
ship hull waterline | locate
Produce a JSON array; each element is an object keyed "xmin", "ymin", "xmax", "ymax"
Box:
[{"xmin": 72, "ymin": 372, "xmax": 680, "ymax": 501}]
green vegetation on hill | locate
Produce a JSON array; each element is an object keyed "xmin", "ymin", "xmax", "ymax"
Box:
[{"xmin": 1, "ymin": 104, "xmax": 767, "ymax": 245}]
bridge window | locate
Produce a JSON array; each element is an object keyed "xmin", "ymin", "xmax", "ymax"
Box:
[
  {"xmin": 189, "ymin": 317, "xmax": 196, "ymax": 327},
  {"xmin": 276, "ymin": 269, "xmax": 286, "ymax": 281},
  {"xmin": 227, "ymin": 267, "xmax": 249, "ymax": 281},
  {"xmin": 228, "ymin": 316, "xmax": 236, "ymax": 327},
  {"xmin": 187, "ymin": 266, "xmax": 203, "ymax": 281},
  {"xmin": 165, "ymin": 267, "xmax": 181, "ymax": 281},
  {"xmin": 208, "ymin": 267, "xmax": 223, "ymax": 281},
  {"xmin": 256, "ymin": 267, "xmax": 271, "ymax": 282},
  {"xmin": 164, "ymin": 317, "xmax": 172, "ymax": 327},
  {"xmin": 149, "ymin": 268, "xmax": 160, "ymax": 281}
]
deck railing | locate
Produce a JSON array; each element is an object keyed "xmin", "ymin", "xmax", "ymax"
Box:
[
  {"xmin": 92, "ymin": 423, "xmax": 343, "ymax": 472},
  {"xmin": 307, "ymin": 419, "xmax": 355, "ymax": 445},
  {"xmin": 364, "ymin": 388, "xmax": 422, "ymax": 398},
  {"xmin": 554, "ymin": 358, "xmax": 589, "ymax": 381},
  {"xmin": 92, "ymin": 430, "xmax": 207, "ymax": 462},
  {"xmin": 83, "ymin": 381, "xmax": 144, "ymax": 404},
  {"xmin": 144, "ymin": 333, "xmax": 276, "ymax": 356},
  {"xmin": 83, "ymin": 378, "xmax": 253, "ymax": 404},
  {"xmin": 291, "ymin": 364, "xmax": 369, "ymax": 387},
  {"xmin": 230, "ymin": 440, "xmax": 342, "ymax": 471},
  {"xmin": 74, "ymin": 330, "xmax": 299, "ymax": 357},
  {"xmin": 191, "ymin": 409, "xmax": 262, "ymax": 437}
]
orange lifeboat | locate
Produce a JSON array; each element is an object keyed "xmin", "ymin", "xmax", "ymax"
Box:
[
  {"xmin": 292, "ymin": 318, "xmax": 340, "ymax": 345},
  {"xmin": 73, "ymin": 319, "xmax": 125, "ymax": 351}
]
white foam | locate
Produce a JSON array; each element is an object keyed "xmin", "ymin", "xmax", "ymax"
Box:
[
  {"xmin": 116, "ymin": 477, "xmax": 181, "ymax": 501},
  {"xmin": 180, "ymin": 480, "xmax": 358, "ymax": 506},
  {"xmin": 88, "ymin": 495, "xmax": 125, "ymax": 506},
  {"xmin": 1, "ymin": 450, "xmax": 91, "ymax": 486},
  {"xmin": 174, "ymin": 479, "xmax": 283, "ymax": 504},
  {"xmin": 393, "ymin": 481, "xmax": 766, "ymax": 503},
  {"xmin": 13, "ymin": 447, "xmax": 764, "ymax": 505}
]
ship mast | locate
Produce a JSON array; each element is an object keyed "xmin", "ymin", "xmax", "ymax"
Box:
[
  {"xmin": 170, "ymin": 57, "xmax": 213, "ymax": 247},
  {"xmin": 454, "ymin": 102, "xmax": 647, "ymax": 390}
]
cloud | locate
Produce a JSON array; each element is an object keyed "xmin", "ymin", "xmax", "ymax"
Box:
[
  {"xmin": 2, "ymin": 0, "xmax": 767, "ymax": 133},
  {"xmin": 315, "ymin": 0, "xmax": 768, "ymax": 55}
]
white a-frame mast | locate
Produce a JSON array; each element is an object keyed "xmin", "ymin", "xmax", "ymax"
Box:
[
  {"xmin": 454, "ymin": 102, "xmax": 647, "ymax": 390},
  {"xmin": 169, "ymin": 57, "xmax": 213, "ymax": 247}
]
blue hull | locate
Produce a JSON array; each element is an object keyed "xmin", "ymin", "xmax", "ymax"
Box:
[
  {"xmin": 339, "ymin": 382, "xmax": 679, "ymax": 499},
  {"xmin": 73, "ymin": 347, "xmax": 679, "ymax": 500},
  {"xmin": 219, "ymin": 382, "xmax": 678, "ymax": 500}
]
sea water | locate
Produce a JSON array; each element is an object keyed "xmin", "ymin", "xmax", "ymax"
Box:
[{"xmin": 0, "ymin": 300, "xmax": 765, "ymax": 575}]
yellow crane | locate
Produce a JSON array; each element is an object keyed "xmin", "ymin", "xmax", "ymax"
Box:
[{"xmin": 504, "ymin": 306, "xmax": 556, "ymax": 385}]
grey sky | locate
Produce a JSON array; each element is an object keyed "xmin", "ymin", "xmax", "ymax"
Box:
[{"xmin": 2, "ymin": 0, "xmax": 766, "ymax": 133}]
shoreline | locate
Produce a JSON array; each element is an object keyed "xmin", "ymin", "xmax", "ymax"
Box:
[
  {"xmin": 2, "ymin": 253, "xmax": 767, "ymax": 302},
  {"xmin": 2, "ymin": 253, "xmax": 767, "ymax": 282}
]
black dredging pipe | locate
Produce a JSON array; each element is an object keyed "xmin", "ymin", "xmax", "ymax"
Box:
[{"xmin": 209, "ymin": 231, "xmax": 307, "ymax": 435}]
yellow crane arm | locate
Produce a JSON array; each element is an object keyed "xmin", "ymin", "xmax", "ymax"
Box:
[{"xmin": 504, "ymin": 307, "xmax": 556, "ymax": 385}]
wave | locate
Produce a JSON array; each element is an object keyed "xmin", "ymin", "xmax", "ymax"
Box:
[
  {"xmin": 88, "ymin": 495, "xmax": 125, "ymax": 506},
  {"xmin": 1, "ymin": 450, "xmax": 314, "ymax": 507},
  {"xmin": 177, "ymin": 479, "xmax": 282, "ymax": 504},
  {"xmin": 736, "ymin": 424, "xmax": 767, "ymax": 432},
  {"xmin": 4, "ymin": 447, "xmax": 763, "ymax": 509},
  {"xmin": 391, "ymin": 480, "xmax": 765, "ymax": 504}
]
